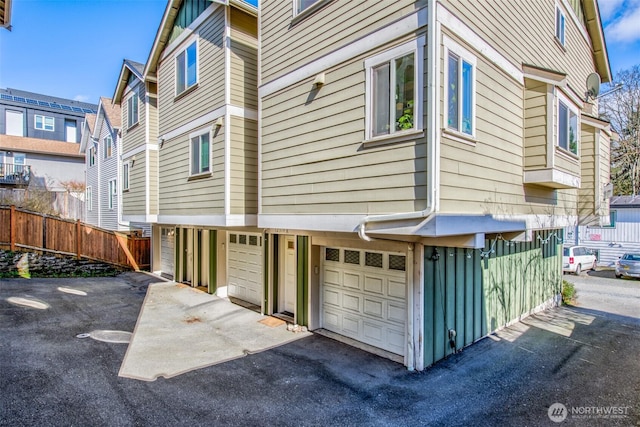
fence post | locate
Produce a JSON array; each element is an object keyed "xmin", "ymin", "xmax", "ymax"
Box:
[
  {"xmin": 76, "ymin": 219, "xmax": 81, "ymax": 259},
  {"xmin": 10, "ymin": 205, "xmax": 16, "ymax": 251}
]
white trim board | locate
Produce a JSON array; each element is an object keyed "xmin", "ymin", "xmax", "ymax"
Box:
[
  {"xmin": 159, "ymin": 104, "xmax": 257, "ymax": 142},
  {"xmin": 157, "ymin": 214, "xmax": 257, "ymax": 227}
]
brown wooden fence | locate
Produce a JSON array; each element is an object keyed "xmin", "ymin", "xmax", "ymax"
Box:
[{"xmin": 0, "ymin": 205, "xmax": 150, "ymax": 270}]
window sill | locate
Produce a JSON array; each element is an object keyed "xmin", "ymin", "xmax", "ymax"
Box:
[
  {"xmin": 554, "ymin": 37, "xmax": 567, "ymax": 52},
  {"xmin": 555, "ymin": 146, "xmax": 579, "ymax": 162},
  {"xmin": 126, "ymin": 122, "xmax": 140, "ymax": 133},
  {"xmin": 442, "ymin": 128, "xmax": 477, "ymax": 146},
  {"xmin": 174, "ymin": 83, "xmax": 199, "ymax": 102},
  {"xmin": 187, "ymin": 172, "xmax": 212, "ymax": 181},
  {"xmin": 362, "ymin": 129, "xmax": 424, "ymax": 148},
  {"xmin": 123, "ymin": 189, "xmax": 130, "ymax": 193},
  {"xmin": 290, "ymin": 0, "xmax": 333, "ymax": 27}
]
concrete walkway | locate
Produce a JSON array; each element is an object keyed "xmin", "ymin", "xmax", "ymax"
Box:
[{"xmin": 119, "ymin": 282, "xmax": 310, "ymax": 381}]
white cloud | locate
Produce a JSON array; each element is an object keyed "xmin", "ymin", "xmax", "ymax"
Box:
[
  {"xmin": 599, "ymin": 0, "xmax": 626, "ymax": 21},
  {"xmin": 605, "ymin": 3, "xmax": 640, "ymax": 43},
  {"xmin": 73, "ymin": 95, "xmax": 90, "ymax": 102}
]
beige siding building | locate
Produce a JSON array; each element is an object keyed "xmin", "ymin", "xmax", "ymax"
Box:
[
  {"xmin": 257, "ymin": 0, "xmax": 612, "ymax": 370},
  {"xmin": 142, "ymin": 0, "xmax": 259, "ymax": 285}
]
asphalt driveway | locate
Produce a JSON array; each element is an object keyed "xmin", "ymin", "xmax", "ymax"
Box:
[{"xmin": 1, "ymin": 272, "xmax": 638, "ymax": 426}]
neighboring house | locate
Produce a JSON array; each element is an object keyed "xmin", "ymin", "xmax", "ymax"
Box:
[
  {"xmin": 80, "ymin": 97, "xmax": 130, "ymax": 232},
  {"xmin": 143, "ymin": 0, "xmax": 258, "ymax": 282},
  {"xmin": 112, "ymin": 59, "xmax": 156, "ymax": 238},
  {"xmin": 1, "ymin": 88, "xmax": 97, "ymax": 143},
  {"xmin": 0, "ymin": 134, "xmax": 84, "ymax": 191},
  {"xmin": 0, "ymin": 0, "xmax": 12, "ymax": 30},
  {"xmin": 255, "ymin": 0, "xmax": 612, "ymax": 370},
  {"xmin": 566, "ymin": 196, "xmax": 640, "ymax": 266}
]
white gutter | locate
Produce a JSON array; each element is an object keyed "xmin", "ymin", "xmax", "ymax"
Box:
[{"xmin": 358, "ymin": 0, "xmax": 439, "ymax": 242}]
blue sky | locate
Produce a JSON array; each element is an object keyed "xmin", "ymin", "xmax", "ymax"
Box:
[{"xmin": 0, "ymin": 0, "xmax": 638, "ymax": 105}]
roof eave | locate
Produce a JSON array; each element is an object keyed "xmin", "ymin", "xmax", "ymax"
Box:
[
  {"xmin": 583, "ymin": 0, "xmax": 612, "ymax": 82},
  {"xmin": 143, "ymin": 0, "xmax": 182, "ymax": 81}
]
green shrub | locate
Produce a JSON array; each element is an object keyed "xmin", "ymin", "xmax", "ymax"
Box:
[{"xmin": 561, "ymin": 280, "xmax": 577, "ymax": 305}]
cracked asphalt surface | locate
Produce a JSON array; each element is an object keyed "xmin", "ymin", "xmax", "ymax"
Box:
[{"xmin": 1, "ymin": 271, "xmax": 638, "ymax": 426}]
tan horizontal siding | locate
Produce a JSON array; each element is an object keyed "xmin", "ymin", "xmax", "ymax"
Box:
[
  {"xmin": 149, "ymin": 150, "xmax": 159, "ymax": 215},
  {"xmin": 261, "ymin": 0, "xmax": 426, "ymax": 82},
  {"xmin": 123, "ymin": 155, "xmax": 146, "ymax": 215},
  {"xmin": 230, "ymin": 40, "xmax": 258, "ymax": 110},
  {"xmin": 158, "ymin": 122, "xmax": 225, "ymax": 215},
  {"xmin": 230, "ymin": 117, "xmax": 258, "ymax": 214},
  {"xmin": 158, "ymin": 11, "xmax": 226, "ymax": 135},
  {"xmin": 442, "ymin": 0, "xmax": 596, "ymax": 95},
  {"xmin": 524, "ymin": 80, "xmax": 548, "ymax": 170}
]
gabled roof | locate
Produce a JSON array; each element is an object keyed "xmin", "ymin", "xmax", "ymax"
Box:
[
  {"xmin": 0, "ymin": 134, "xmax": 84, "ymax": 158},
  {"xmin": 79, "ymin": 113, "xmax": 97, "ymax": 153},
  {"xmin": 584, "ymin": 0, "xmax": 612, "ymax": 83},
  {"xmin": 97, "ymin": 96, "xmax": 122, "ymax": 133},
  {"xmin": 113, "ymin": 59, "xmax": 145, "ymax": 104},
  {"xmin": 0, "ymin": 0, "xmax": 12, "ymax": 30},
  {"xmin": 143, "ymin": 0, "xmax": 257, "ymax": 81}
]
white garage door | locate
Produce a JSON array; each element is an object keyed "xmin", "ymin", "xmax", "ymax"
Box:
[
  {"xmin": 322, "ymin": 247, "xmax": 407, "ymax": 356},
  {"xmin": 160, "ymin": 227, "xmax": 174, "ymax": 279},
  {"xmin": 228, "ymin": 233, "xmax": 263, "ymax": 306}
]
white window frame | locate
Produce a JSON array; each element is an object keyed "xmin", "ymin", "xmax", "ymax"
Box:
[
  {"xmin": 127, "ymin": 90, "xmax": 139, "ymax": 128},
  {"xmin": 86, "ymin": 186, "xmax": 93, "ymax": 211},
  {"xmin": 556, "ymin": 91, "xmax": 580, "ymax": 156},
  {"xmin": 175, "ymin": 38, "xmax": 199, "ymax": 97},
  {"xmin": 443, "ymin": 36, "xmax": 477, "ymax": 139},
  {"xmin": 108, "ymin": 179, "xmax": 117, "ymax": 210},
  {"xmin": 189, "ymin": 127, "xmax": 212, "ymax": 177},
  {"xmin": 123, "ymin": 162, "xmax": 130, "ymax": 192},
  {"xmin": 555, "ymin": 5, "xmax": 566, "ymax": 46},
  {"xmin": 34, "ymin": 114, "xmax": 55, "ymax": 131},
  {"xmin": 293, "ymin": 0, "xmax": 324, "ymax": 16},
  {"xmin": 364, "ymin": 36, "xmax": 425, "ymax": 142},
  {"xmin": 88, "ymin": 146, "xmax": 96, "ymax": 167},
  {"xmin": 103, "ymin": 135, "xmax": 113, "ymax": 159}
]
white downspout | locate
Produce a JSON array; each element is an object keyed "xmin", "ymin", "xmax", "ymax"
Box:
[{"xmin": 358, "ymin": 0, "xmax": 439, "ymax": 242}]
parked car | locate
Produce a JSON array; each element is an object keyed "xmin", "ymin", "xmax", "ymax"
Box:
[
  {"xmin": 615, "ymin": 253, "xmax": 640, "ymax": 279},
  {"xmin": 563, "ymin": 245, "xmax": 597, "ymax": 275}
]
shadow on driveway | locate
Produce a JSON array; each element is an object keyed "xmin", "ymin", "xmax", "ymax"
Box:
[{"xmin": 1, "ymin": 273, "xmax": 638, "ymax": 426}]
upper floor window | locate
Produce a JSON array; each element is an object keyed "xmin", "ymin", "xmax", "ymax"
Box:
[
  {"xmin": 556, "ymin": 6, "xmax": 566, "ymax": 46},
  {"xmin": 89, "ymin": 146, "xmax": 96, "ymax": 167},
  {"xmin": 557, "ymin": 95, "xmax": 579, "ymax": 155},
  {"xmin": 127, "ymin": 91, "xmax": 139, "ymax": 128},
  {"xmin": 176, "ymin": 40, "xmax": 198, "ymax": 96},
  {"xmin": 123, "ymin": 162, "xmax": 130, "ymax": 191},
  {"xmin": 34, "ymin": 115, "xmax": 54, "ymax": 131},
  {"xmin": 103, "ymin": 135, "xmax": 113, "ymax": 158},
  {"xmin": 108, "ymin": 179, "xmax": 117, "ymax": 210},
  {"xmin": 190, "ymin": 129, "xmax": 211, "ymax": 176},
  {"xmin": 444, "ymin": 37, "xmax": 476, "ymax": 137},
  {"xmin": 364, "ymin": 36, "xmax": 424, "ymax": 141}
]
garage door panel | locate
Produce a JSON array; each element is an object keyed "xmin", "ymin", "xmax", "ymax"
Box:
[
  {"xmin": 342, "ymin": 293, "xmax": 361, "ymax": 313},
  {"xmin": 363, "ymin": 297, "xmax": 384, "ymax": 319},
  {"xmin": 324, "ymin": 287, "xmax": 340, "ymax": 307},
  {"xmin": 342, "ymin": 315, "xmax": 361, "ymax": 337},
  {"xmin": 364, "ymin": 276, "xmax": 384, "ymax": 295},
  {"xmin": 322, "ymin": 247, "xmax": 407, "ymax": 356},
  {"xmin": 387, "ymin": 303, "xmax": 406, "ymax": 324},
  {"xmin": 343, "ymin": 272, "xmax": 361, "ymax": 290},
  {"xmin": 388, "ymin": 279, "xmax": 406, "ymax": 299}
]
